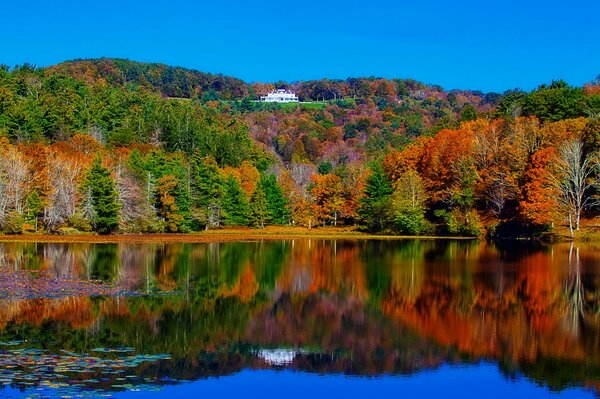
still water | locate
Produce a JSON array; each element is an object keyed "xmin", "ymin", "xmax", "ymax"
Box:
[{"xmin": 0, "ymin": 239, "xmax": 598, "ymax": 398}]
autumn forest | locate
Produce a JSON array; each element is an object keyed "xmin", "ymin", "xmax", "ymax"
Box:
[{"xmin": 1, "ymin": 58, "xmax": 600, "ymax": 238}]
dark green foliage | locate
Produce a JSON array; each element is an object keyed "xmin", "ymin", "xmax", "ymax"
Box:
[
  {"xmin": 359, "ymin": 162, "xmax": 394, "ymax": 231},
  {"xmin": 343, "ymin": 117, "xmax": 371, "ymax": 140},
  {"xmin": 191, "ymin": 154, "xmax": 225, "ymax": 229},
  {"xmin": 89, "ymin": 244, "xmax": 119, "ymax": 281},
  {"xmin": 126, "ymin": 149, "xmax": 147, "ymax": 180},
  {"xmin": 403, "ymin": 112, "xmax": 423, "ymax": 136},
  {"xmin": 317, "ymin": 161, "xmax": 333, "ymax": 174},
  {"xmin": 521, "ymin": 80, "xmax": 586, "ymax": 121},
  {"xmin": 145, "ymin": 151, "xmax": 191, "ymax": 232},
  {"xmin": 393, "ymin": 208, "xmax": 425, "ymax": 235},
  {"xmin": 496, "ymin": 89, "xmax": 527, "ymax": 118},
  {"xmin": 249, "ymin": 184, "xmax": 270, "ymax": 228},
  {"xmin": 0, "ymin": 60, "xmax": 257, "ymax": 165},
  {"xmin": 83, "ymin": 157, "xmax": 120, "ymax": 234},
  {"xmin": 24, "ymin": 191, "xmax": 44, "ymax": 230},
  {"xmin": 259, "ymin": 174, "xmax": 290, "ymax": 225},
  {"xmin": 222, "ymin": 176, "xmax": 250, "ymax": 226},
  {"xmin": 62, "ymin": 58, "xmax": 250, "ymax": 99},
  {"xmin": 434, "ymin": 209, "xmax": 482, "ymax": 237},
  {"xmin": 498, "ymin": 81, "xmax": 589, "ymax": 122},
  {"xmin": 460, "ymin": 103, "xmax": 478, "ymax": 122}
]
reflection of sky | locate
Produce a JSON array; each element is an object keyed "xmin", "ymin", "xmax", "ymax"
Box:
[{"xmin": 4, "ymin": 363, "xmax": 593, "ymax": 399}]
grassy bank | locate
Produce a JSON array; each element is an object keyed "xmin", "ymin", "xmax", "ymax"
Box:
[
  {"xmin": 0, "ymin": 226, "xmax": 477, "ymax": 244},
  {"xmin": 548, "ymin": 223, "xmax": 600, "ymax": 242}
]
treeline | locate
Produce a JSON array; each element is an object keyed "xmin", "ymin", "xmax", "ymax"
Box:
[
  {"xmin": 0, "ymin": 59, "xmax": 599, "ymax": 236},
  {"xmin": 48, "ymin": 58, "xmax": 250, "ymax": 100},
  {"xmin": 0, "ymin": 138, "xmax": 292, "ymax": 234},
  {"xmin": 364, "ymin": 117, "xmax": 600, "ymax": 237}
]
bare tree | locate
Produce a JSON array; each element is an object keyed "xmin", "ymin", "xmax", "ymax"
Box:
[
  {"xmin": 44, "ymin": 156, "xmax": 82, "ymax": 230},
  {"xmin": 0, "ymin": 146, "xmax": 30, "ymax": 223},
  {"xmin": 553, "ymin": 139, "xmax": 599, "ymax": 238},
  {"xmin": 114, "ymin": 161, "xmax": 144, "ymax": 224}
]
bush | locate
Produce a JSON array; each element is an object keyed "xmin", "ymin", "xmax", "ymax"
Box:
[
  {"xmin": 21, "ymin": 223, "xmax": 36, "ymax": 234},
  {"xmin": 69, "ymin": 213, "xmax": 93, "ymax": 232},
  {"xmin": 1, "ymin": 211, "xmax": 24, "ymax": 234},
  {"xmin": 435, "ymin": 209, "xmax": 483, "ymax": 237},
  {"xmin": 120, "ymin": 217, "xmax": 165, "ymax": 234},
  {"xmin": 58, "ymin": 227, "xmax": 81, "ymax": 235},
  {"xmin": 394, "ymin": 209, "xmax": 425, "ymax": 235}
]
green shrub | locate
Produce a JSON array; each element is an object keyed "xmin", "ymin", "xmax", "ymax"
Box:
[
  {"xmin": 69, "ymin": 213, "xmax": 93, "ymax": 232},
  {"xmin": 2, "ymin": 211, "xmax": 24, "ymax": 234},
  {"xmin": 435, "ymin": 209, "xmax": 483, "ymax": 237},
  {"xmin": 394, "ymin": 209, "xmax": 425, "ymax": 235}
]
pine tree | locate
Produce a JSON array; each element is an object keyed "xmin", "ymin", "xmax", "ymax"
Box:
[
  {"xmin": 84, "ymin": 157, "xmax": 120, "ymax": 234},
  {"xmin": 249, "ymin": 183, "xmax": 270, "ymax": 228},
  {"xmin": 191, "ymin": 153, "xmax": 225, "ymax": 229},
  {"xmin": 144, "ymin": 150, "xmax": 192, "ymax": 232},
  {"xmin": 24, "ymin": 191, "xmax": 44, "ymax": 231},
  {"xmin": 359, "ymin": 161, "xmax": 394, "ymax": 231},
  {"xmin": 222, "ymin": 175, "xmax": 249, "ymax": 226},
  {"xmin": 260, "ymin": 174, "xmax": 290, "ymax": 224}
]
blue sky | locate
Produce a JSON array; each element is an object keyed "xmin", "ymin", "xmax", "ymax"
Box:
[{"xmin": 2, "ymin": 0, "xmax": 599, "ymax": 92}]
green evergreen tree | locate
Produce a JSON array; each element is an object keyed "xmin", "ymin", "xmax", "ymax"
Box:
[
  {"xmin": 260, "ymin": 174, "xmax": 290, "ymax": 224},
  {"xmin": 191, "ymin": 153, "xmax": 225, "ymax": 229},
  {"xmin": 126, "ymin": 148, "xmax": 147, "ymax": 180},
  {"xmin": 359, "ymin": 161, "xmax": 394, "ymax": 231},
  {"xmin": 84, "ymin": 157, "xmax": 120, "ymax": 234},
  {"xmin": 24, "ymin": 190, "xmax": 44, "ymax": 231},
  {"xmin": 222, "ymin": 175, "xmax": 249, "ymax": 226},
  {"xmin": 249, "ymin": 184, "xmax": 270, "ymax": 228},
  {"xmin": 145, "ymin": 150, "xmax": 192, "ymax": 232}
]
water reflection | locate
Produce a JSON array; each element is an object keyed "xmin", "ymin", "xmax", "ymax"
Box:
[{"xmin": 0, "ymin": 239, "xmax": 599, "ymax": 397}]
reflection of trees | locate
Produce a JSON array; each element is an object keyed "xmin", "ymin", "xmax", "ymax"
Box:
[
  {"xmin": 252, "ymin": 240, "xmax": 288, "ymax": 290},
  {"xmin": 563, "ymin": 244, "xmax": 586, "ymax": 337},
  {"xmin": 0, "ymin": 242, "xmax": 44, "ymax": 271},
  {"xmin": 90, "ymin": 244, "xmax": 119, "ymax": 282},
  {"xmin": 0, "ymin": 239, "xmax": 599, "ymax": 394}
]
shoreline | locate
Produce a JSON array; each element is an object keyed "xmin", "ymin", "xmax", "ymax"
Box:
[
  {"xmin": 0, "ymin": 227, "xmax": 479, "ymax": 244},
  {"xmin": 1, "ymin": 225, "xmax": 596, "ymax": 244}
]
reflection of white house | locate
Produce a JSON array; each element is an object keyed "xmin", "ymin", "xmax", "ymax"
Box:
[
  {"xmin": 260, "ymin": 89, "xmax": 299, "ymax": 103},
  {"xmin": 255, "ymin": 348, "xmax": 308, "ymax": 366}
]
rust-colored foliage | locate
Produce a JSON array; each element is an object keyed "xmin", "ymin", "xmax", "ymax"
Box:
[
  {"xmin": 223, "ymin": 161, "xmax": 260, "ymax": 198},
  {"xmin": 383, "ymin": 139, "xmax": 429, "ymax": 183},
  {"xmin": 310, "ymin": 173, "xmax": 345, "ymax": 226},
  {"xmin": 518, "ymin": 147, "xmax": 559, "ymax": 228},
  {"xmin": 419, "ymin": 129, "xmax": 475, "ymax": 201}
]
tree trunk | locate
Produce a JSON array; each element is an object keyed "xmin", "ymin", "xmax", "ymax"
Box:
[{"xmin": 569, "ymin": 213, "xmax": 574, "ymax": 239}]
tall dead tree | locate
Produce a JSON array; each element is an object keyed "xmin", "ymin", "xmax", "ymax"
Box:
[{"xmin": 554, "ymin": 139, "xmax": 598, "ymax": 237}]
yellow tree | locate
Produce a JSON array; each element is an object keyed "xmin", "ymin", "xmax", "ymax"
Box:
[
  {"xmin": 310, "ymin": 173, "xmax": 345, "ymax": 226},
  {"xmin": 156, "ymin": 175, "xmax": 183, "ymax": 232}
]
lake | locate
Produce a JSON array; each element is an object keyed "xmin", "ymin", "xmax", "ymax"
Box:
[{"xmin": 0, "ymin": 239, "xmax": 598, "ymax": 398}]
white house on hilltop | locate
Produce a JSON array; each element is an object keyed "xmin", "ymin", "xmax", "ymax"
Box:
[{"xmin": 260, "ymin": 89, "xmax": 299, "ymax": 103}]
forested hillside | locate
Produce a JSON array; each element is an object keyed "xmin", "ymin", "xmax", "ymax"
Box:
[{"xmin": 0, "ymin": 58, "xmax": 599, "ymax": 237}]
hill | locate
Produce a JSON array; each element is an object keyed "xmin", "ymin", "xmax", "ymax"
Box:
[{"xmin": 0, "ymin": 58, "xmax": 599, "ymax": 238}]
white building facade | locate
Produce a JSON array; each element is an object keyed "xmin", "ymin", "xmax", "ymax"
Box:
[{"xmin": 260, "ymin": 89, "xmax": 299, "ymax": 103}]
